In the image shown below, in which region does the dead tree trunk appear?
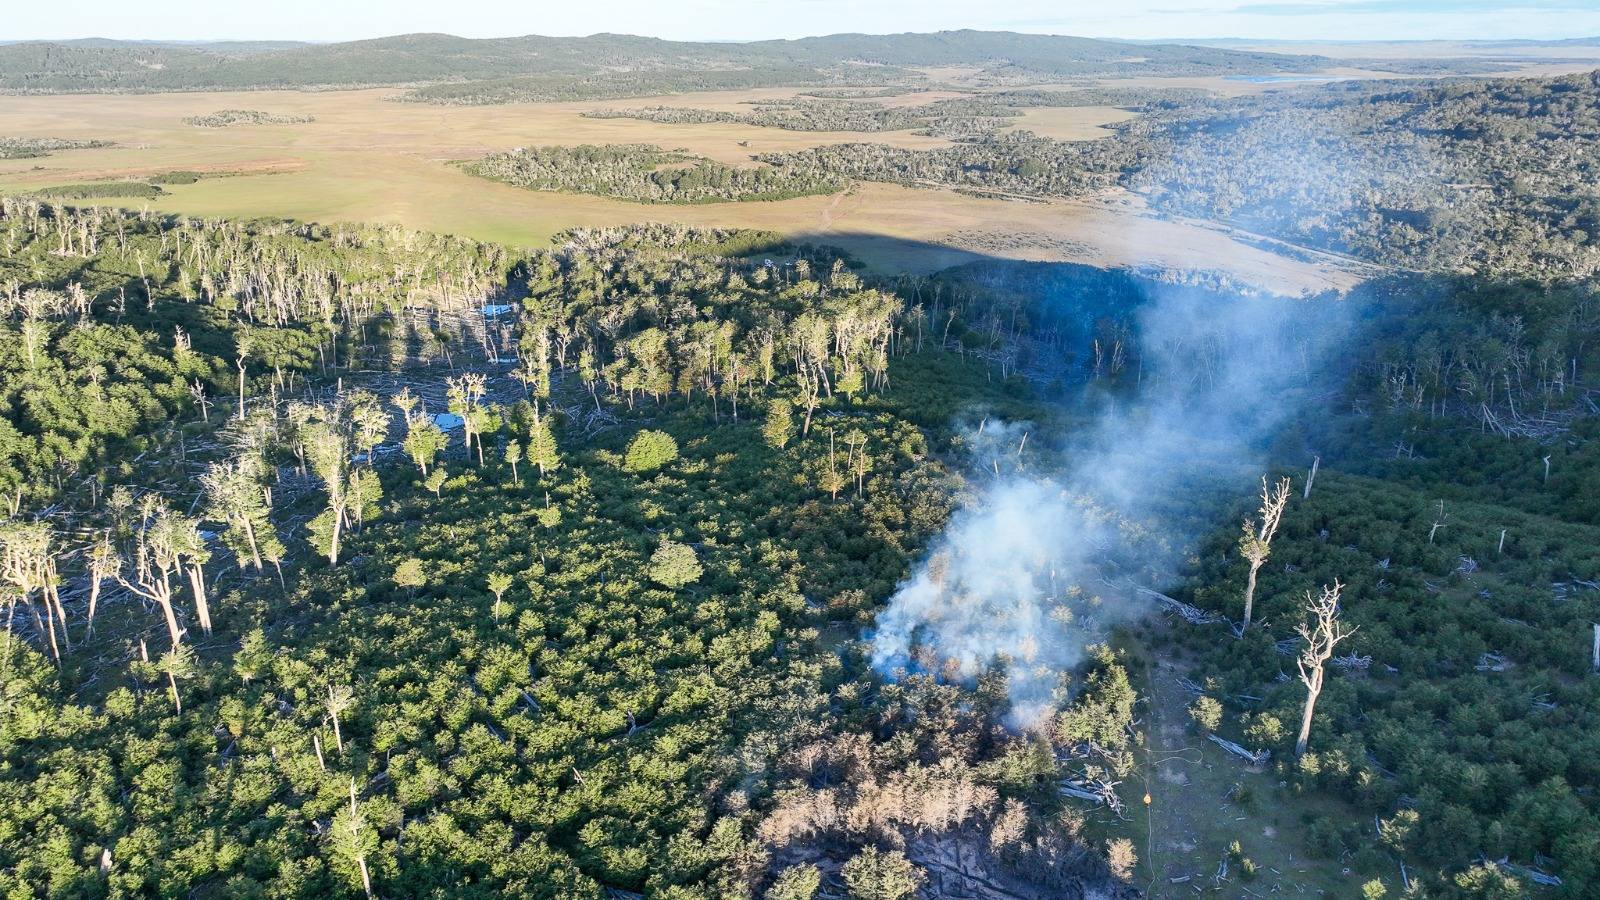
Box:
[187,564,211,636]
[1296,581,1356,757]
[1240,475,1292,633]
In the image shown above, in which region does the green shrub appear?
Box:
[623,429,679,473]
[394,558,426,591]
[1188,695,1223,732]
[648,541,702,589]
[766,864,821,900]
[1243,712,1286,748]
[841,847,922,900]
[150,171,202,185]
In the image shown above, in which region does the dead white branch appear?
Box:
[1207,733,1270,767]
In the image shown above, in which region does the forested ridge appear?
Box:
[0,31,1320,96]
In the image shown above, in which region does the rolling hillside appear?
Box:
[0,30,1325,95]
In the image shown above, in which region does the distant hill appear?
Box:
[28,38,313,54]
[0,29,1325,96]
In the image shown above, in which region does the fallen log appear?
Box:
[1475,652,1511,672]
[1207,733,1270,767]
[1494,857,1562,887]
[1134,586,1223,625]
[1059,778,1125,814]
[1059,783,1104,804]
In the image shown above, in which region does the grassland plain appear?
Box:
[0,86,1357,291]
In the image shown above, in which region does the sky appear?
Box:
[4,0,1598,43]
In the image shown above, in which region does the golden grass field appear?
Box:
[0,84,1366,293]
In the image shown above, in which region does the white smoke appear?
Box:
[870,280,1350,728]
[869,472,1126,727]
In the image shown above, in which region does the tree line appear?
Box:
[466,144,846,204]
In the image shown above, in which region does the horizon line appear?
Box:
[2,28,1597,47]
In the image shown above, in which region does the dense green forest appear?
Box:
[0,201,1159,898]
[3,151,1600,898]
[899,261,1600,896]
[1,23,1598,900]
[403,68,909,107]
[30,182,166,200]
[582,100,951,136]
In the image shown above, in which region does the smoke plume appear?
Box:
[870,279,1351,727]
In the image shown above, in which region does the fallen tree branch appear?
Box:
[1493,857,1562,887]
[1207,733,1270,767]
[1133,585,1223,625]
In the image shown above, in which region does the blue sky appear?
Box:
[5,0,1598,43]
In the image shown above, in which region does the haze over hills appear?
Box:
[1183,35,1600,62]
[0,38,312,53]
[0,30,1333,93]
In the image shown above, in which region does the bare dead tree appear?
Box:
[118,503,207,648]
[1428,500,1450,544]
[327,683,354,754]
[84,534,120,639]
[0,521,67,662]
[1239,475,1292,632]
[340,777,375,899]
[1295,580,1356,757]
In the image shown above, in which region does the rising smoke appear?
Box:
[869,280,1353,728]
